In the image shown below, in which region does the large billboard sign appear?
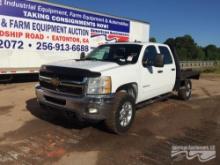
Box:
[0,0,130,56]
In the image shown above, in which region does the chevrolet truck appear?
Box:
[35,42,200,134]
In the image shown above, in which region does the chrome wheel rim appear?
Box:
[119,102,133,127]
[186,83,191,97]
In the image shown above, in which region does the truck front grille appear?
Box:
[40,80,56,90]
[44,95,66,105]
[39,75,86,96]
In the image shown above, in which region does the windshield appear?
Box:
[85,44,142,64]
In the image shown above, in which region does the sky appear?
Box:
[48,0,220,47]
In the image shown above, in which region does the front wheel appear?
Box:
[104,92,135,134]
[178,79,192,100]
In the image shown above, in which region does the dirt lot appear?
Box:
[0,74,220,165]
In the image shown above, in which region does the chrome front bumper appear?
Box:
[35,84,114,120]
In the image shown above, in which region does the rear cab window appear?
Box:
[158,46,173,65]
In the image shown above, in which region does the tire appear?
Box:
[104,92,135,134]
[178,79,192,100]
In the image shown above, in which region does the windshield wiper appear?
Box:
[81,58,98,61]
[79,58,124,64]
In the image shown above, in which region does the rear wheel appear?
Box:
[104,92,135,134]
[178,79,192,100]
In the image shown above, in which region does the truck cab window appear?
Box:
[159,46,173,64]
[86,44,142,64]
[87,46,110,60]
[142,46,157,66]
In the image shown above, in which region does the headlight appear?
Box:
[87,76,111,95]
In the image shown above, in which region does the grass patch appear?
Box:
[202,66,220,74]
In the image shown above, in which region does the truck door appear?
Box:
[158,46,176,93]
[140,45,165,101]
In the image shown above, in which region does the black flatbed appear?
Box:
[180,69,200,80]
[169,45,200,90]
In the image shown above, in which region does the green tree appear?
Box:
[204,45,220,60]
[196,47,206,60]
[164,38,175,48]
[150,37,157,42]
[164,35,207,61]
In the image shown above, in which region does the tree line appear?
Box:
[150,35,220,61]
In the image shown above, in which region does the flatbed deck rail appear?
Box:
[180,61,220,69]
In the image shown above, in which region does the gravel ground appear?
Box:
[0,74,220,165]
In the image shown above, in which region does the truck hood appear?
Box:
[48,60,120,72]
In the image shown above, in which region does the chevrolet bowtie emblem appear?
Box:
[51,78,60,87]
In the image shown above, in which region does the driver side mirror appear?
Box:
[80,52,86,59]
[154,54,164,67]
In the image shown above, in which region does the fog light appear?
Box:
[88,108,98,114]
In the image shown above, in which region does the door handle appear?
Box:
[171,68,175,71]
[158,70,163,73]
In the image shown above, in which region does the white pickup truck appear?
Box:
[35,42,200,134]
